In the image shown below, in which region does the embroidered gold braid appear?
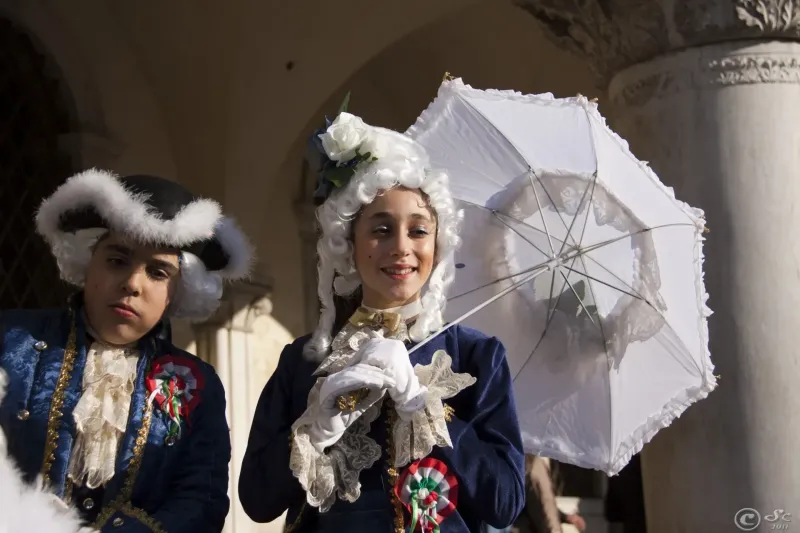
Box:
[283,502,307,533]
[92,403,164,532]
[120,502,166,533]
[40,315,78,486]
[385,400,405,533]
[123,403,152,495]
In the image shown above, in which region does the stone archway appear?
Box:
[0,17,75,309]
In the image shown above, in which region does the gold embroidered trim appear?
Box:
[120,502,166,533]
[385,400,404,533]
[123,404,152,496]
[91,496,121,528]
[284,502,307,533]
[91,403,154,530]
[40,315,78,486]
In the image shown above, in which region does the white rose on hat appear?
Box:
[318,112,369,163]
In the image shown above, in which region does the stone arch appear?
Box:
[0,2,105,138]
[0,1,176,176]
[224,0,597,336]
[271,0,597,331]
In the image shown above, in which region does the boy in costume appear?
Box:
[0,170,253,532]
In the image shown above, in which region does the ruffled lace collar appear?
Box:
[68,316,140,489]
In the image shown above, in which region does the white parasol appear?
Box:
[406,78,716,475]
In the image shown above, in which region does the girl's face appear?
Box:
[352,187,437,309]
[84,232,180,345]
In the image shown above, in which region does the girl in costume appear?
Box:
[0,171,253,532]
[239,111,525,532]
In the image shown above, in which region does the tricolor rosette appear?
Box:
[394,457,459,533]
[146,355,205,438]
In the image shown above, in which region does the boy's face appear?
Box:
[83,232,180,345]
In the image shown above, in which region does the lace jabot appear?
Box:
[290,301,476,512]
[68,324,140,489]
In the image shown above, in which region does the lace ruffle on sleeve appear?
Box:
[392,350,477,468]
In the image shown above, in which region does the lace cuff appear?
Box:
[289,380,384,512]
[392,351,477,468]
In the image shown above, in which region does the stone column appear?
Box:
[518,1,800,530]
[193,279,293,533]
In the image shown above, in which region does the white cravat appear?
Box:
[67,319,139,488]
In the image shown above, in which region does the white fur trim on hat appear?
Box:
[36,169,220,250]
[33,169,255,321]
[35,169,253,281]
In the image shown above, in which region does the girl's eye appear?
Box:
[411,227,430,236]
[372,225,390,235]
[107,257,126,266]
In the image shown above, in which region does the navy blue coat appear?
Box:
[0,304,231,532]
[239,325,526,532]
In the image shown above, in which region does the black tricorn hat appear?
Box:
[35,169,252,280]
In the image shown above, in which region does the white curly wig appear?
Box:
[35,170,254,321]
[304,116,462,361]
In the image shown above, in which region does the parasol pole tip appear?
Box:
[704,226,710,234]
[442,71,455,83]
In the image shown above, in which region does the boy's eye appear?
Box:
[148,268,169,280]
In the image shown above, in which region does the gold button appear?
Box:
[112,517,124,527]
[33,340,47,351]
[82,497,94,510]
[17,409,30,421]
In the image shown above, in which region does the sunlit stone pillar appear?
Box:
[519,0,800,529]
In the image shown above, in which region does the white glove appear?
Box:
[351,338,427,421]
[307,363,396,452]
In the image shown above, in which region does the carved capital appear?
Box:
[608,42,800,108]
[517,0,800,81]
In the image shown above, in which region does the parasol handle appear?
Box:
[409,265,550,354]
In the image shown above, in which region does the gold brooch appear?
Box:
[336,387,372,412]
[443,403,455,422]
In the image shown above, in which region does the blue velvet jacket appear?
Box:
[0,304,231,532]
[239,325,526,533]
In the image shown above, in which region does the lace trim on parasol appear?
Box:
[391,350,476,468]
